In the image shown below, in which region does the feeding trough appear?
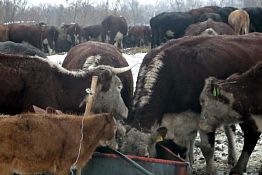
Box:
[81,144,190,175]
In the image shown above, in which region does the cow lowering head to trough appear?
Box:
[62,41,133,110]
[126,33,262,174]
[0,41,47,58]
[125,25,151,48]
[0,53,130,118]
[0,112,116,175]
[101,15,128,49]
[228,9,250,35]
[199,61,262,174]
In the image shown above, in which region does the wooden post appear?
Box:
[84,76,98,116]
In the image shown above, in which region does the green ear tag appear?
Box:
[212,87,217,97]
[216,88,220,96]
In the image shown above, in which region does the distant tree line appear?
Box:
[0,0,261,27]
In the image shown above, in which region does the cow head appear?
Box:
[81,65,132,119]
[42,26,59,54]
[199,77,240,132]
[62,23,82,46]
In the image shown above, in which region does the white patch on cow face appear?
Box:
[93,75,128,119]
[199,77,241,132]
[251,115,262,132]
[43,38,49,45]
[138,52,164,108]
[165,30,174,38]
[83,55,101,69]
[200,28,218,36]
[74,34,80,44]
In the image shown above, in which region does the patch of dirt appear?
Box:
[192,126,262,174]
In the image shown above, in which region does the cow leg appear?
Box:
[224,125,237,166]
[199,130,216,175]
[230,123,261,174]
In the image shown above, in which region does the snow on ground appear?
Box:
[48,52,261,174]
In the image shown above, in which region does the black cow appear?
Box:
[200,61,262,174]
[127,33,262,174]
[101,15,128,49]
[0,53,130,118]
[243,7,262,32]
[82,24,102,42]
[150,6,221,48]
[62,41,133,110]
[0,41,47,58]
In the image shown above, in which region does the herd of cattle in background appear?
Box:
[0,4,262,175]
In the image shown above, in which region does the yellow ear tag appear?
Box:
[155,135,164,142]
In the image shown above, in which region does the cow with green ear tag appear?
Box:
[199,61,262,175]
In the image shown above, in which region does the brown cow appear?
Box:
[126,25,151,48]
[200,61,262,174]
[62,41,133,110]
[228,9,250,35]
[0,24,8,42]
[0,113,116,175]
[0,53,129,118]
[101,15,128,49]
[185,18,236,36]
[8,23,43,50]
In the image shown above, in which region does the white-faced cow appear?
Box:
[62,41,133,110]
[0,113,116,175]
[0,53,130,118]
[61,23,82,46]
[199,61,262,175]
[101,15,128,49]
[42,25,59,54]
[127,33,262,174]
[228,9,250,35]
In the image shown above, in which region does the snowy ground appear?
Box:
[47,51,261,174]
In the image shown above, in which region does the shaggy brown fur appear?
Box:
[0,113,116,175]
[228,9,250,35]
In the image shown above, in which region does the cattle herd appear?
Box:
[0,4,262,175]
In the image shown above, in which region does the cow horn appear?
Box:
[111,64,138,74]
